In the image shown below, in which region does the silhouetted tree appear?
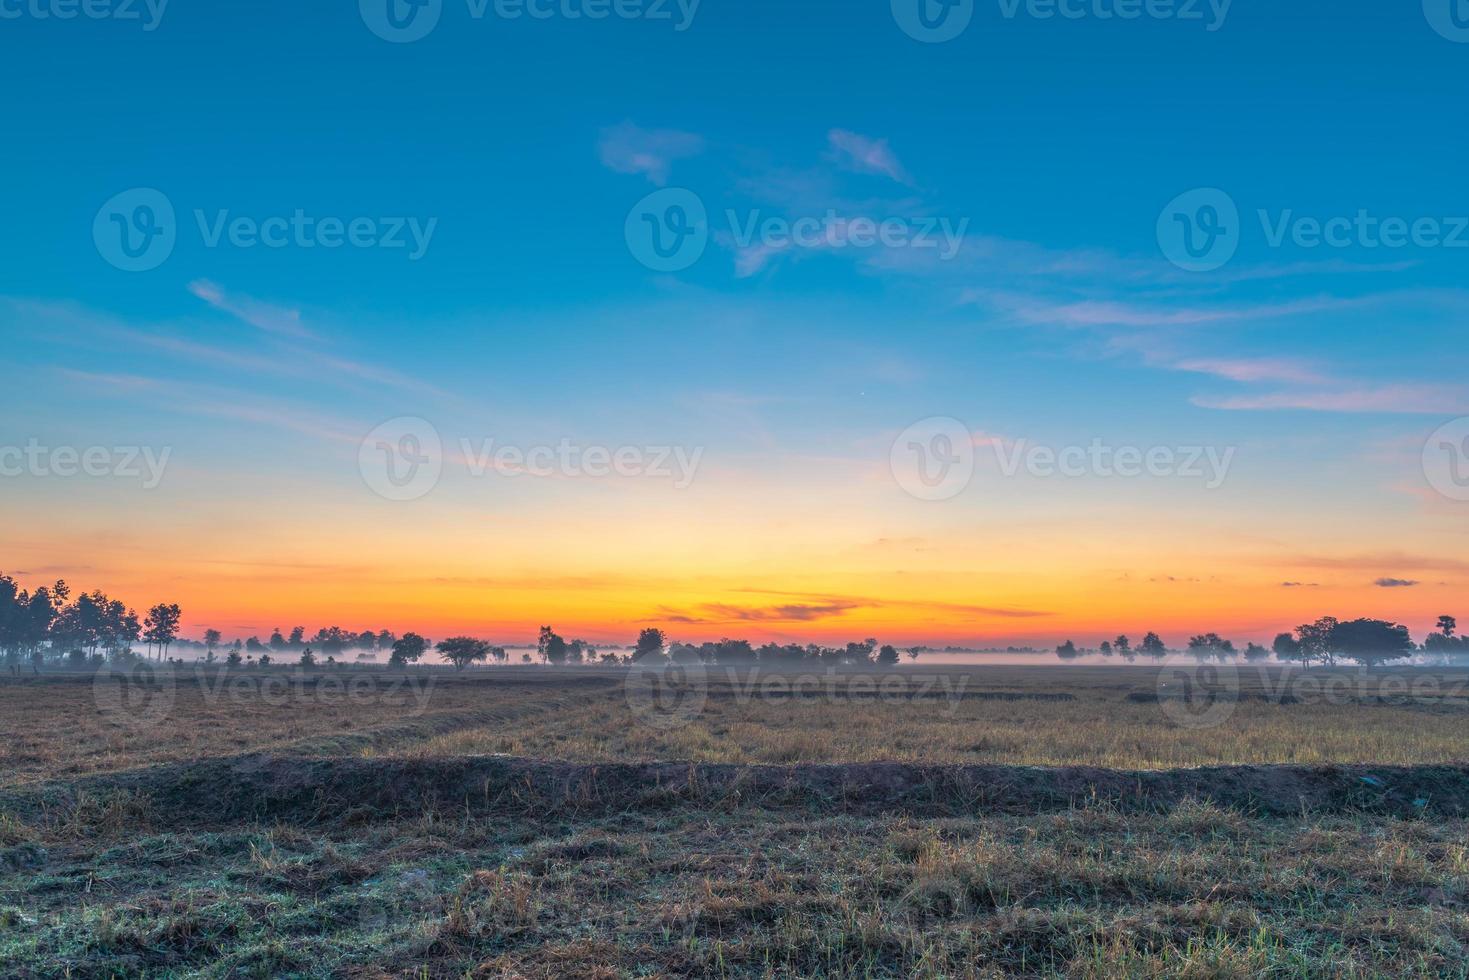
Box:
[1294,617,1339,667]
[1055,640,1079,659]
[878,644,899,666]
[1272,632,1301,662]
[1139,632,1167,657]
[539,626,569,664]
[1329,618,1414,666]
[389,633,429,667]
[1187,633,1235,661]
[143,603,182,661]
[632,628,666,663]
[438,636,491,670]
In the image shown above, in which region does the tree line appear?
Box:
[7,571,1463,674]
[1056,615,1454,667]
[0,573,184,673]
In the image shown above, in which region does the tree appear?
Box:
[269,629,286,651]
[1139,632,1166,657]
[1294,617,1339,667]
[389,633,429,667]
[1272,632,1301,662]
[845,638,877,664]
[1187,633,1235,661]
[203,629,221,656]
[1328,618,1414,667]
[438,636,491,670]
[143,603,182,660]
[311,626,353,655]
[1114,634,1131,655]
[246,636,265,653]
[1099,640,1113,656]
[632,628,666,663]
[878,644,899,666]
[299,647,316,668]
[539,626,568,665]
[225,648,243,667]
[906,646,922,662]
[1055,640,1079,659]
[1243,642,1270,661]
[288,626,305,649]
[1426,616,1465,654]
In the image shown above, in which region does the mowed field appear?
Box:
[2,664,1468,977]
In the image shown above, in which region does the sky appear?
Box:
[2,0,1468,649]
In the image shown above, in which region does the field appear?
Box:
[2,664,1468,977]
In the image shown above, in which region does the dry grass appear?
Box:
[0,669,604,788]
[5,804,1467,977]
[5,664,1469,976]
[396,666,1469,769]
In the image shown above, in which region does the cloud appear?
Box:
[1172,357,1327,385]
[59,369,362,446]
[598,121,704,186]
[188,280,313,340]
[969,293,1367,330]
[660,589,1049,626]
[1373,577,1420,588]
[827,129,910,184]
[672,601,866,623]
[1272,553,1469,574]
[1280,581,1320,588]
[1193,385,1469,415]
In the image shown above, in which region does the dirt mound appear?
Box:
[7,756,1467,827]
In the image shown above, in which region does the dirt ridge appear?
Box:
[6,755,1467,826]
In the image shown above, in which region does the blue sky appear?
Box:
[1,0,1468,643]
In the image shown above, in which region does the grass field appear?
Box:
[2,664,1468,977]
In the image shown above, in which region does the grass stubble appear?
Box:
[1,665,1467,977]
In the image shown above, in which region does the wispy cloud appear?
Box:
[598,121,704,186]
[1374,577,1420,588]
[1171,356,1328,385]
[1271,553,1469,575]
[827,129,909,184]
[1194,385,1469,415]
[59,368,362,445]
[967,292,1367,329]
[188,280,313,340]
